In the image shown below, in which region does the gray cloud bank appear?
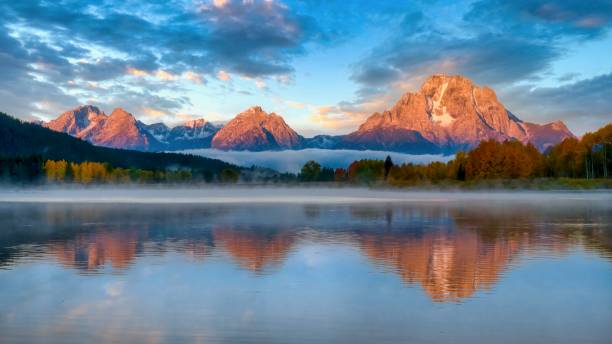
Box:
[0,0,326,119]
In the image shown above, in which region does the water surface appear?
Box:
[1,190,611,343]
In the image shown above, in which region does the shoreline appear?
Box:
[1,186,610,204]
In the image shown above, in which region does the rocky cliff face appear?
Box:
[520,120,574,151]
[45,106,158,150]
[88,108,157,150]
[141,122,170,143]
[349,74,571,151]
[45,105,107,140]
[164,118,219,150]
[169,119,217,141]
[211,106,302,151]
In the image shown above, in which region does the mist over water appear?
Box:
[0,189,611,343]
[1,187,610,204]
[182,148,453,172]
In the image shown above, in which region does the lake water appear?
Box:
[1,189,611,343]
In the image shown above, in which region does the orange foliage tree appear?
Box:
[465,140,545,179]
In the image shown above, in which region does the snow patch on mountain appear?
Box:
[429,80,455,126]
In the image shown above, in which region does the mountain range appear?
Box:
[0,111,236,174]
[45,106,219,151]
[42,75,575,153]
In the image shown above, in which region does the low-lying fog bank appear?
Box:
[182,148,453,172]
[0,187,610,204]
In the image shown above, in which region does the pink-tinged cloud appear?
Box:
[154,70,176,81]
[182,71,205,84]
[212,0,230,8]
[127,67,148,77]
[217,70,231,81]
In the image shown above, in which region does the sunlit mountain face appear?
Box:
[1,201,610,302]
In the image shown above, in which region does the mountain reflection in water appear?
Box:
[1,196,611,344]
[1,200,610,303]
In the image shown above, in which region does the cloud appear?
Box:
[0,0,326,120]
[467,0,612,37]
[128,68,204,84]
[79,84,191,123]
[185,148,453,173]
[127,67,149,77]
[154,70,176,81]
[0,28,80,119]
[1,0,609,133]
[557,72,581,82]
[143,108,166,118]
[310,105,368,132]
[213,0,230,8]
[217,70,232,81]
[501,73,612,135]
[284,100,306,109]
[309,91,402,133]
[196,0,326,77]
[182,71,205,84]
[255,78,267,89]
[351,10,562,92]
[174,113,201,123]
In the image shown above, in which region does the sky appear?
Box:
[0,0,611,136]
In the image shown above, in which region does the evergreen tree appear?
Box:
[384,156,394,180]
